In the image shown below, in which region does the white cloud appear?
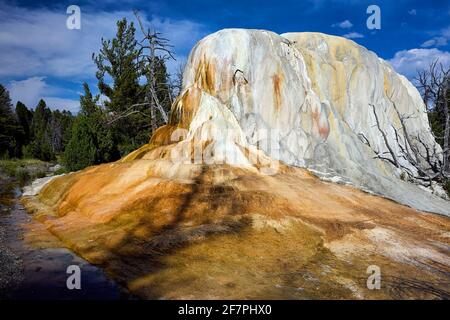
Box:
[8,77,79,112]
[443,26,450,38]
[408,9,417,16]
[388,48,450,79]
[0,4,207,79]
[8,77,47,107]
[332,20,353,29]
[44,97,80,114]
[420,26,450,48]
[343,32,364,39]
[421,37,448,48]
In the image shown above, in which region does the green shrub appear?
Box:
[54,167,68,175]
[63,117,97,171]
[14,167,29,185]
[0,161,14,176]
[22,144,34,159]
[443,180,450,198]
[31,170,47,179]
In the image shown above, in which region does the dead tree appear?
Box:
[133,9,174,133]
[369,103,400,168]
[108,11,174,133]
[415,60,450,173]
[367,98,449,187]
[171,60,186,99]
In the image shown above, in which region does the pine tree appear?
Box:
[64,83,119,171]
[29,99,55,161]
[48,110,74,153]
[93,18,144,155]
[0,84,23,158]
[15,101,33,146]
[59,110,75,149]
[152,57,172,126]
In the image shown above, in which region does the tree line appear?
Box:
[0,88,74,162]
[1,15,182,172]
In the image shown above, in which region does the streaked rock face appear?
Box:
[147,29,447,215]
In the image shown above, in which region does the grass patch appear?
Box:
[0,159,54,184]
[54,167,69,175]
[14,167,30,185]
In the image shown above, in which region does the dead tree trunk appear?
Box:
[370,103,400,168]
[134,10,173,131]
[443,78,450,173]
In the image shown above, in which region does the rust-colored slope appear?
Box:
[22,161,450,299]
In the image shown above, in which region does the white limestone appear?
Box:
[22,174,65,196]
[173,29,450,215]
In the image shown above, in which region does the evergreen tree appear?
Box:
[29,99,55,161]
[132,57,172,145]
[64,118,97,171]
[64,83,118,171]
[151,57,172,126]
[0,85,23,158]
[59,110,75,149]
[15,101,33,146]
[48,110,74,153]
[93,18,144,155]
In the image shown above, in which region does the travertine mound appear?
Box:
[22,29,450,299]
[125,29,449,214]
[175,29,448,214]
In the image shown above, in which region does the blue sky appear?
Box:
[1,0,450,113]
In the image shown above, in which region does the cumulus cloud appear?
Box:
[8,77,47,107]
[331,20,353,29]
[0,4,207,78]
[388,48,450,79]
[343,32,364,39]
[7,77,80,112]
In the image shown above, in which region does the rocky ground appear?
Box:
[0,225,23,298]
[0,174,24,298]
